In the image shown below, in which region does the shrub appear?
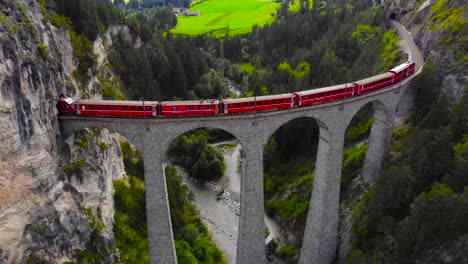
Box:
[37,44,49,59]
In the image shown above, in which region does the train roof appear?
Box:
[353,72,394,86]
[389,61,413,73]
[294,83,354,96]
[59,97,74,104]
[160,100,219,106]
[76,100,159,105]
[221,93,295,104]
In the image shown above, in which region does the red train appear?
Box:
[57,61,415,117]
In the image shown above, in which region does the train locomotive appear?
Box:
[57,61,415,117]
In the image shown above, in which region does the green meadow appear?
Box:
[170,0,281,37]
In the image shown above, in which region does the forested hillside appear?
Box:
[342,1,468,263]
[3,0,465,263]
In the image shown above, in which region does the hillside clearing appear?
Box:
[170,0,281,37]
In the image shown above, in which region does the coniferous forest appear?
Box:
[40,0,468,263]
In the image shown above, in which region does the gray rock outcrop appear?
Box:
[0,0,126,262]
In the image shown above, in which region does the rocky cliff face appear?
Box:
[0,0,126,262]
[388,0,468,102]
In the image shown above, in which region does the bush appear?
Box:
[119,140,144,180]
[277,244,297,263]
[168,130,225,182]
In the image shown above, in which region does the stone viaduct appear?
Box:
[59,21,423,264]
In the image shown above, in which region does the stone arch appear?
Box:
[262,115,328,261]
[344,99,389,131]
[162,125,245,264]
[161,123,245,155]
[343,99,394,184]
[261,114,330,149]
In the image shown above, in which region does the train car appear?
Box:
[221,94,295,114]
[57,97,76,114]
[293,83,356,107]
[75,100,158,117]
[353,72,395,95]
[160,100,219,117]
[389,61,416,82]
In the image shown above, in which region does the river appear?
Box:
[172,140,285,263]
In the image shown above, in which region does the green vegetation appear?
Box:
[277,244,297,263]
[345,118,372,144]
[70,30,98,83]
[216,143,236,149]
[170,0,281,37]
[97,76,125,100]
[347,63,468,262]
[239,63,256,75]
[49,14,72,29]
[114,176,149,263]
[37,44,49,60]
[76,133,89,149]
[166,166,226,264]
[71,208,112,263]
[168,130,225,182]
[380,30,402,68]
[120,140,144,180]
[38,0,49,15]
[426,0,468,63]
[0,15,18,33]
[341,145,367,193]
[64,158,86,175]
[289,0,301,13]
[278,61,311,79]
[352,24,381,45]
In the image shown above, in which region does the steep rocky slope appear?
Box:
[0,0,126,262]
[388,0,467,101]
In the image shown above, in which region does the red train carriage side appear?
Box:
[353,72,395,95]
[160,100,219,117]
[57,60,417,118]
[76,100,158,117]
[57,97,76,114]
[221,94,295,114]
[293,83,356,107]
[389,61,416,82]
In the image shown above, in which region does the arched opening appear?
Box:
[389,12,397,20]
[263,117,321,263]
[338,101,389,260]
[340,103,374,202]
[62,128,148,262]
[165,127,241,264]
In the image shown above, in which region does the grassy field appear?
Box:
[170,0,281,37]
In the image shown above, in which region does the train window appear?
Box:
[199,106,203,110]
[188,106,193,110]
[97,106,102,110]
[106,106,110,110]
[114,106,118,110]
[140,106,144,111]
[172,106,177,111]
[207,105,211,110]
